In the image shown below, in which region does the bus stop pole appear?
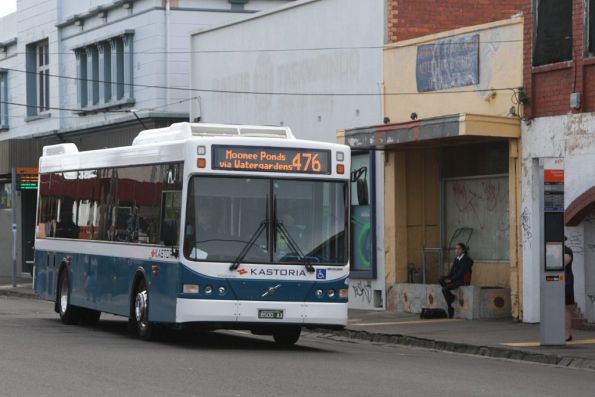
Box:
[11,167,17,287]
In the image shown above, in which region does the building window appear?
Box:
[350,152,376,279]
[533,0,572,66]
[25,39,50,117]
[442,142,509,262]
[588,0,595,57]
[37,41,50,112]
[0,70,7,129]
[74,31,134,111]
[0,182,11,209]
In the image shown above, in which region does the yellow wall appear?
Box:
[383,18,523,124]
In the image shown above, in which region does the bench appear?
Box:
[394,283,511,320]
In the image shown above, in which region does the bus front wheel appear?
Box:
[272,327,301,346]
[58,270,80,325]
[130,278,160,341]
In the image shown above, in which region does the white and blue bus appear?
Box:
[34,123,350,344]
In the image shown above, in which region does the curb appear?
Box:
[311,328,595,371]
[0,288,39,300]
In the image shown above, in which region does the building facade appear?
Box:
[343,17,524,317]
[0,0,294,277]
[521,0,595,323]
[189,0,387,309]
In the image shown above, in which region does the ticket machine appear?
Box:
[539,158,565,345]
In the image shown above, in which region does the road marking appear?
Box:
[502,338,595,347]
[350,319,463,326]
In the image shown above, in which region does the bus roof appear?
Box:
[132,122,295,146]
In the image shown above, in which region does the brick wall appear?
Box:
[524,0,595,118]
[387,0,524,43]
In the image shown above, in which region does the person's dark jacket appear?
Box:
[447,255,474,284]
[564,245,575,305]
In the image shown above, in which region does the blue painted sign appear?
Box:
[315,269,326,280]
[416,34,480,92]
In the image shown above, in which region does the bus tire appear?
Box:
[131,278,160,341]
[272,327,301,346]
[57,270,80,325]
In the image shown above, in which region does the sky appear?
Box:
[0,1,17,18]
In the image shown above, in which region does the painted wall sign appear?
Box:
[212,145,331,174]
[416,34,480,92]
[543,158,564,212]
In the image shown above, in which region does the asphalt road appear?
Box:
[1,296,594,397]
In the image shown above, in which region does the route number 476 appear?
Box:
[292,153,321,172]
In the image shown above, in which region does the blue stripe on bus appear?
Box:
[180,266,348,303]
[35,250,347,323]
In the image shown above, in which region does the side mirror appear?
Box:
[357,179,369,206]
[351,166,369,206]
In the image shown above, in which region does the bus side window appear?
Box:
[161,190,181,246]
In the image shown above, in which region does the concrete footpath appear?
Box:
[1,278,594,370]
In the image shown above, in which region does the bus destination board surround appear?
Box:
[212,145,331,174]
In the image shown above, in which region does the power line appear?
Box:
[1,39,524,56]
[0,94,199,116]
[1,66,518,97]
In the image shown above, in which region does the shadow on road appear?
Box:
[38,317,331,353]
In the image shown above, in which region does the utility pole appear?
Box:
[11,167,17,287]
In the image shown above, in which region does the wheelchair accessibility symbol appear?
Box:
[315,269,326,280]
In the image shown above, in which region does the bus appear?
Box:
[34,122,350,345]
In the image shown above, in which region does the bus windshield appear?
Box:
[183,176,347,265]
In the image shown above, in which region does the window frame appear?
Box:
[533,0,573,67]
[36,41,50,113]
[73,31,134,112]
[587,0,595,57]
[0,70,7,129]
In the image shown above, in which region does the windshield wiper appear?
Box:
[276,221,315,273]
[229,220,267,271]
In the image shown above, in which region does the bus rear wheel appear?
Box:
[58,270,80,325]
[272,327,301,346]
[131,278,160,341]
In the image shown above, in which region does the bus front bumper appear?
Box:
[175,298,348,327]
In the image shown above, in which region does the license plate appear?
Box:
[258,309,284,320]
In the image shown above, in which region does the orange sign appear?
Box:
[16,167,39,175]
[544,169,564,183]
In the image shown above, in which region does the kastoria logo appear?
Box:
[237,268,308,277]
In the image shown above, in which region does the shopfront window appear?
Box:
[350,152,376,277]
[0,182,11,209]
[442,143,509,262]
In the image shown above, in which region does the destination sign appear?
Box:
[212,146,331,174]
[15,167,39,190]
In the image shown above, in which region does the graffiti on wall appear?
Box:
[446,176,509,261]
[351,281,372,304]
[521,206,532,245]
[566,231,584,256]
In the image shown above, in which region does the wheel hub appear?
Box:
[134,290,148,327]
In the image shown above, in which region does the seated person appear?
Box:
[439,242,473,318]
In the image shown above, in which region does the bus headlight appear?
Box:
[204,285,213,294]
[315,289,323,298]
[218,286,226,295]
[327,289,336,298]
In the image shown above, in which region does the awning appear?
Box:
[565,186,595,226]
[343,113,520,150]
